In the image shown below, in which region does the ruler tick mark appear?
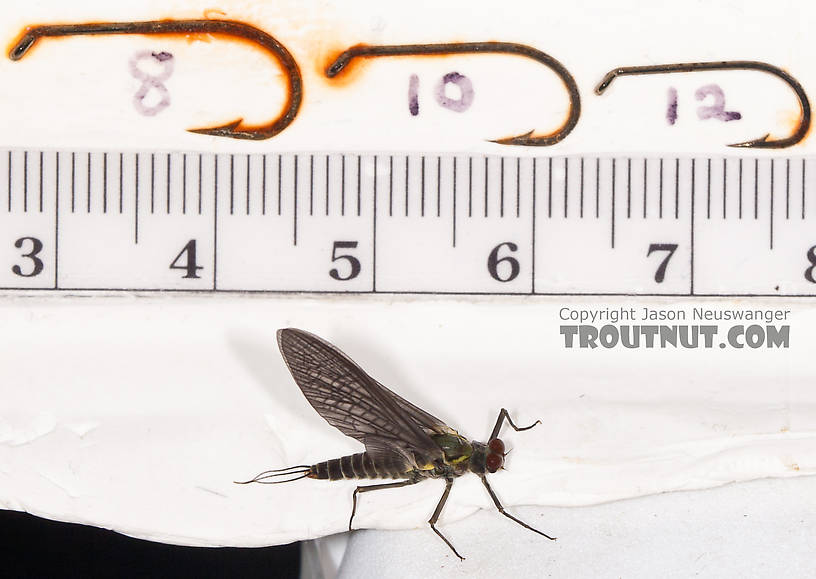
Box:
[388,155,393,218]
[642,158,647,219]
[706,158,711,220]
[198,154,203,216]
[803,158,807,220]
[262,154,267,216]
[500,157,505,218]
[421,156,426,218]
[754,158,759,220]
[626,157,631,219]
[738,158,743,219]
[547,157,553,218]
[405,155,411,217]
[611,158,616,248]
[103,152,108,214]
[341,155,346,217]
[23,151,28,213]
[246,155,251,216]
[309,155,314,217]
[86,152,91,214]
[373,155,378,291]
[468,157,473,218]
[293,156,299,246]
[691,159,696,295]
[357,155,362,217]
[674,158,679,220]
[658,158,663,219]
[182,154,188,215]
[278,155,283,216]
[39,151,44,213]
[213,155,218,289]
[405,156,409,218]
[452,157,458,247]
[595,157,600,219]
[484,157,488,219]
[785,158,790,220]
[229,155,235,216]
[118,153,124,214]
[134,154,140,244]
[722,158,727,220]
[580,157,585,218]
[7,151,11,212]
[564,157,569,219]
[54,152,59,287]
[517,157,521,219]
[437,156,441,218]
[532,157,537,293]
[150,153,155,214]
[770,159,775,250]
[166,153,171,215]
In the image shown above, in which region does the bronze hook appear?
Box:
[595,61,811,149]
[9,19,303,141]
[326,42,580,147]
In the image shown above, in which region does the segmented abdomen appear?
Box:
[308,452,408,480]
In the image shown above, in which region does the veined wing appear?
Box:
[276,328,448,467]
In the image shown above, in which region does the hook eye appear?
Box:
[595,61,811,149]
[9,19,303,141]
[326,41,581,147]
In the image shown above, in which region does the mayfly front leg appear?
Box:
[489,408,541,441]
[481,476,556,541]
[349,479,419,531]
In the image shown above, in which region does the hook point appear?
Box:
[728,133,772,148]
[489,129,538,146]
[188,119,266,141]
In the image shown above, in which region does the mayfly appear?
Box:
[238,328,555,559]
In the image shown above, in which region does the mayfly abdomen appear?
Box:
[309,452,407,480]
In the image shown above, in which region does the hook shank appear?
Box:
[9,19,303,141]
[595,61,810,149]
[327,42,580,147]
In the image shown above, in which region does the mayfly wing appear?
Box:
[276,328,446,467]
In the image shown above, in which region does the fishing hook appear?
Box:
[9,19,303,141]
[326,42,581,147]
[595,61,811,149]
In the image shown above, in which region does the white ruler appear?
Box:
[1,150,814,296]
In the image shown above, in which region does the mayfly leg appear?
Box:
[489,408,541,441]
[349,479,418,531]
[428,478,464,560]
[480,476,556,541]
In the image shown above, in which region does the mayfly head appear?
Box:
[485,438,506,473]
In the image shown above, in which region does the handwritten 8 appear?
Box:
[8,18,810,149]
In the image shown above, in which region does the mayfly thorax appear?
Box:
[237,328,555,560]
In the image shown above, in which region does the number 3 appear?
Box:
[13,236,44,277]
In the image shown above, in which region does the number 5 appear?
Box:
[329,241,361,281]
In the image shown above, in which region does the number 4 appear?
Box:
[170,240,203,279]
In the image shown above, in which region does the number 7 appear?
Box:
[647,243,678,283]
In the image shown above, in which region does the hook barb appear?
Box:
[595,61,810,149]
[326,42,580,147]
[9,19,303,141]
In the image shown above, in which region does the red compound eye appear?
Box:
[488,438,505,454]
[485,452,503,473]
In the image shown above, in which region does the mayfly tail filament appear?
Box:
[234,465,310,485]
